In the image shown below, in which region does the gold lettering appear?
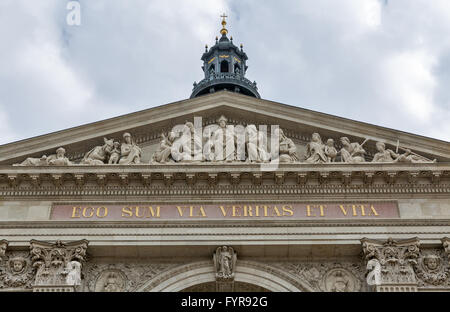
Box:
[122,206,133,217]
[255,205,260,217]
[176,206,186,217]
[282,205,294,216]
[352,205,358,216]
[272,206,281,217]
[262,205,268,217]
[96,206,108,218]
[189,206,194,217]
[82,206,94,218]
[136,206,145,218]
[219,206,228,217]
[147,206,160,218]
[369,205,379,216]
[319,205,326,217]
[306,205,315,217]
[71,206,82,218]
[360,205,366,216]
[244,205,253,217]
[198,206,206,217]
[232,205,241,217]
[339,205,348,216]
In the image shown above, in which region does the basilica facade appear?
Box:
[0,18,449,292]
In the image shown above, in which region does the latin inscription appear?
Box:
[51,202,398,220]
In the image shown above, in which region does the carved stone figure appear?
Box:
[273,128,299,162]
[245,124,269,162]
[92,269,127,292]
[104,273,123,292]
[340,137,366,163]
[372,142,399,163]
[118,133,142,165]
[14,147,71,166]
[211,116,236,162]
[30,239,88,287]
[65,261,82,286]
[305,133,327,164]
[81,138,114,165]
[361,237,420,289]
[172,122,203,162]
[213,246,237,281]
[0,240,6,261]
[108,142,121,164]
[151,131,177,163]
[0,244,35,290]
[395,148,437,163]
[324,139,337,162]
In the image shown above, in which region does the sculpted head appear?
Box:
[56,147,66,157]
[217,115,228,128]
[326,138,334,147]
[123,133,132,144]
[168,131,176,141]
[340,137,350,146]
[311,133,321,143]
[424,255,440,271]
[376,142,385,152]
[10,257,26,273]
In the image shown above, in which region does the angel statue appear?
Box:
[65,260,82,286]
[213,246,237,281]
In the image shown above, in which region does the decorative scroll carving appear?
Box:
[213,246,237,281]
[0,241,35,290]
[14,147,71,166]
[30,239,88,288]
[361,237,420,291]
[320,268,359,292]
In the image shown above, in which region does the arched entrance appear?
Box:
[137,261,313,292]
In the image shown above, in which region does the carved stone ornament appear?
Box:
[0,253,35,289]
[361,237,420,288]
[13,147,72,166]
[30,239,88,287]
[213,246,237,281]
[319,268,359,292]
[443,237,450,260]
[372,141,436,164]
[413,250,449,287]
[0,240,6,261]
[94,269,127,292]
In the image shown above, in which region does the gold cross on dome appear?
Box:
[220,13,228,21]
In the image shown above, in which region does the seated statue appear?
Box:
[340,137,366,163]
[305,133,327,163]
[14,147,71,166]
[151,131,176,163]
[108,142,121,164]
[274,128,299,162]
[324,138,337,162]
[372,142,399,163]
[81,138,114,165]
[118,133,142,165]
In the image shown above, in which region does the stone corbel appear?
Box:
[274,172,285,185]
[252,173,262,185]
[341,172,352,186]
[364,172,374,185]
[319,172,329,185]
[96,174,107,186]
[230,173,240,185]
[29,174,41,187]
[208,173,218,186]
[51,174,63,187]
[407,171,420,184]
[432,171,442,184]
[186,173,196,186]
[118,174,129,186]
[386,171,397,185]
[7,174,18,188]
[297,172,308,185]
[74,174,85,187]
[141,173,151,186]
[163,173,174,186]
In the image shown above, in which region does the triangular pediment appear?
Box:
[0,91,449,165]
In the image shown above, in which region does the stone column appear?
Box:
[361,237,420,292]
[30,239,88,292]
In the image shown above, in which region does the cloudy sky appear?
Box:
[0,0,449,145]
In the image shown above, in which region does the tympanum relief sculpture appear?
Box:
[12,116,441,166]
